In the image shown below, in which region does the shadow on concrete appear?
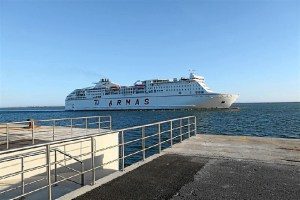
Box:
[75,154,300,200]
[0,154,117,200]
[75,154,209,200]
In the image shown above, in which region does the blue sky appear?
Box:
[0,0,299,107]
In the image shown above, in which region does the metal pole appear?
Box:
[158,123,161,153]
[6,124,9,149]
[170,121,173,146]
[85,118,88,135]
[98,117,101,132]
[70,119,73,137]
[142,127,145,160]
[81,163,84,186]
[21,157,25,195]
[180,119,183,142]
[194,116,197,136]
[31,120,35,145]
[91,137,95,185]
[188,118,191,138]
[109,116,112,130]
[46,145,52,200]
[121,131,125,171]
[54,150,57,183]
[52,120,55,141]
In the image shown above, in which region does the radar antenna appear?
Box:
[189,69,196,74]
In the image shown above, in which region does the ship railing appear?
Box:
[0,116,197,200]
[0,116,112,150]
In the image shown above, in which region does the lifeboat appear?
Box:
[134,81,145,89]
[110,85,120,90]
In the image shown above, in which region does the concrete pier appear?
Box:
[63,134,300,200]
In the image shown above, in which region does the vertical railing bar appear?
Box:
[6,123,9,149]
[81,162,84,186]
[85,118,88,135]
[70,118,73,137]
[54,150,57,183]
[46,145,52,200]
[142,127,145,160]
[194,116,197,136]
[180,119,183,142]
[109,116,112,130]
[91,137,95,185]
[188,117,191,138]
[170,121,173,146]
[21,157,25,195]
[158,123,161,153]
[52,120,55,141]
[98,117,101,132]
[121,131,125,171]
[31,120,35,145]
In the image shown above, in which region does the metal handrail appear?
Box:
[53,148,84,187]
[118,116,193,131]
[0,115,193,155]
[0,116,110,125]
[0,115,112,151]
[54,148,83,164]
[0,116,197,200]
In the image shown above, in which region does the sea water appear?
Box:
[1,102,299,139]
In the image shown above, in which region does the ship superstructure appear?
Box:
[65,73,238,110]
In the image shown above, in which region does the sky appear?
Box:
[0,0,299,107]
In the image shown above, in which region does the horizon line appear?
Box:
[1,101,299,109]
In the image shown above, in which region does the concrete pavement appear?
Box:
[65,134,300,200]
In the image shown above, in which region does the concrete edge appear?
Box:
[166,151,300,167]
[57,152,166,200]
[197,133,300,142]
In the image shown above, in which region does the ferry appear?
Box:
[65,73,238,110]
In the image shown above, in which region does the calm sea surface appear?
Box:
[0,102,299,139]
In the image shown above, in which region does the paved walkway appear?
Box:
[165,134,300,166]
[71,134,300,200]
[75,154,299,200]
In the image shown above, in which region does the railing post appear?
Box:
[31,120,35,145]
[142,127,145,160]
[85,118,88,135]
[81,163,85,186]
[158,123,161,153]
[54,150,57,183]
[46,145,52,200]
[6,123,9,149]
[91,137,95,185]
[194,116,197,136]
[98,117,101,132]
[52,120,55,141]
[180,119,183,142]
[109,116,112,130]
[70,118,73,137]
[21,157,25,195]
[121,131,125,171]
[170,121,173,146]
[188,117,191,138]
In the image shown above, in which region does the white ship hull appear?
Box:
[65,93,238,111]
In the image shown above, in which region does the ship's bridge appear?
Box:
[189,73,204,81]
[189,73,213,93]
[94,78,119,89]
